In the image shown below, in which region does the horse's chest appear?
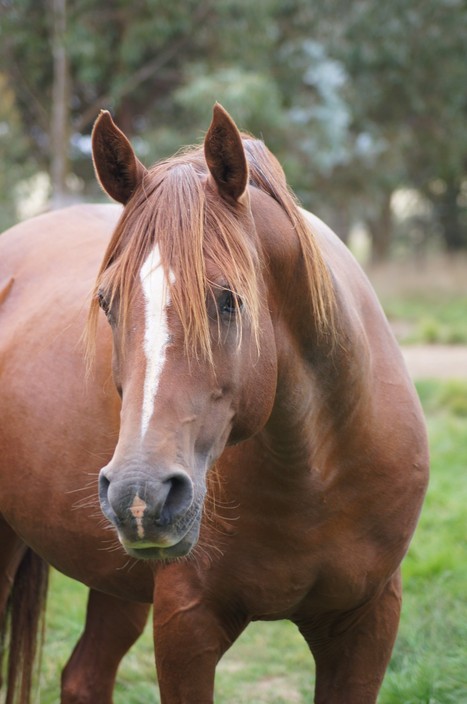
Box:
[204,515,320,618]
[205,500,383,620]
[242,556,320,620]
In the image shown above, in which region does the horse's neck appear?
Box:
[253,203,394,479]
[261,281,372,477]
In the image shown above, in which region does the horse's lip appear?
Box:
[110,495,204,560]
[124,542,192,561]
[122,531,197,561]
[119,510,202,561]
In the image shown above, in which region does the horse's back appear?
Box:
[0,204,121,300]
[0,204,120,381]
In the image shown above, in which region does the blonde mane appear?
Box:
[87,136,335,361]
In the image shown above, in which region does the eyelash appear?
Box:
[97,291,112,319]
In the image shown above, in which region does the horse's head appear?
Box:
[90,105,281,560]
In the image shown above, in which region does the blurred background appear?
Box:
[1,2,466,702]
[1,0,467,267]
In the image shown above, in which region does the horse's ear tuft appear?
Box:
[204,103,248,203]
[92,110,147,205]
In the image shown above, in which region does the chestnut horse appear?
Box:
[0,105,428,703]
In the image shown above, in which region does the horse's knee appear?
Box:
[61,661,112,704]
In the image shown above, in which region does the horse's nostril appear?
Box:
[158,472,194,525]
[98,470,110,505]
[98,465,194,530]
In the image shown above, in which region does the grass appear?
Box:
[380,295,467,345]
[379,381,467,704]
[3,381,467,703]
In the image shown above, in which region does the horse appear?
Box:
[0,104,429,703]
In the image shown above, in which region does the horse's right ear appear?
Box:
[92,110,147,205]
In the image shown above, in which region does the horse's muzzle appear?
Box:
[98,464,199,559]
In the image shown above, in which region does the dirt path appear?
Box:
[401,345,467,380]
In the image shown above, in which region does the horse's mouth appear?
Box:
[118,506,202,561]
[122,533,197,561]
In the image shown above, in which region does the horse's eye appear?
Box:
[97,290,111,317]
[219,290,242,316]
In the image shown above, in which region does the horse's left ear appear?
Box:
[92,110,147,205]
[204,103,249,203]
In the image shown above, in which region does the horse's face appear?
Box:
[91,106,277,560]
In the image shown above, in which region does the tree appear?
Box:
[50,0,70,208]
[1,0,467,259]
[329,0,467,255]
[1,1,282,211]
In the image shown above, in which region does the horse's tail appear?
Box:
[0,549,49,704]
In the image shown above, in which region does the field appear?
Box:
[367,255,467,346]
[27,378,466,704]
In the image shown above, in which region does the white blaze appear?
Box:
[140,246,172,438]
[130,493,147,538]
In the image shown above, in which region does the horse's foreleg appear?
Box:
[153,569,248,704]
[298,570,402,704]
[61,589,150,704]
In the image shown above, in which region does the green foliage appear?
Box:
[175,67,284,136]
[0,74,37,230]
[29,381,467,703]
[1,0,467,255]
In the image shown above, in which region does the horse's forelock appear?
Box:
[86,136,336,366]
[87,151,260,363]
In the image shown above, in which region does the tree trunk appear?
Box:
[436,181,467,252]
[50,0,70,209]
[368,193,393,264]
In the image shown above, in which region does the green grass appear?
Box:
[4,381,467,703]
[382,295,467,345]
[364,256,467,345]
[379,380,467,704]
